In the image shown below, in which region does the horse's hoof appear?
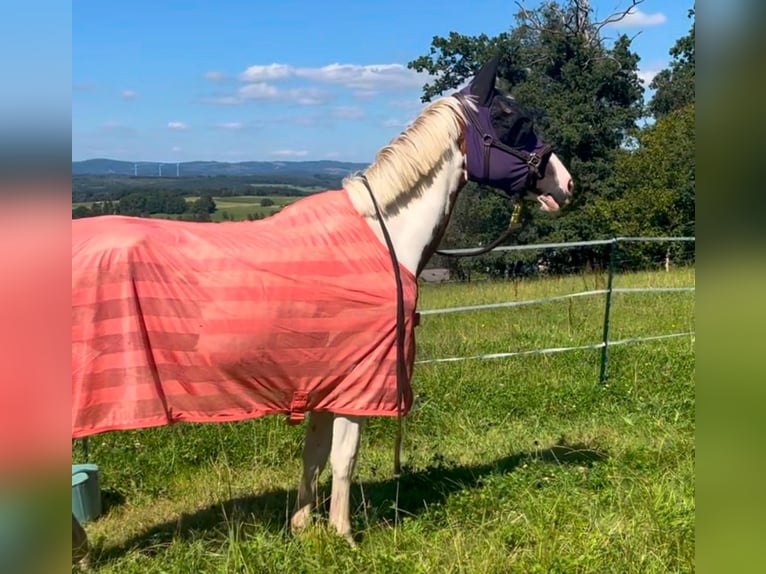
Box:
[289,510,311,535]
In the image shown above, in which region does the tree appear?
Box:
[118,192,149,216]
[72,205,91,219]
[187,194,217,215]
[163,193,188,214]
[260,197,275,207]
[647,9,695,119]
[585,102,695,268]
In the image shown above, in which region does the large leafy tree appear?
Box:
[409,0,645,274]
[581,101,695,269]
[647,9,695,119]
[587,103,694,235]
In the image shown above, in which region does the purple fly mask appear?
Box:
[455,58,564,204]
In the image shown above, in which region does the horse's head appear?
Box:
[456,58,573,212]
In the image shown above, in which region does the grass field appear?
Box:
[73,267,695,573]
[193,195,301,222]
[72,195,304,222]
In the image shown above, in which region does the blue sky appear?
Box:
[73,0,694,163]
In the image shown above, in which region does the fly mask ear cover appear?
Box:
[456,58,553,197]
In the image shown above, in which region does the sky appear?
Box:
[72,0,695,164]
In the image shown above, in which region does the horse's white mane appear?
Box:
[344,95,473,216]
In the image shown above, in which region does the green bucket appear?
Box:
[72,463,102,523]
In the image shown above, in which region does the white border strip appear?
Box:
[415,332,695,365]
[419,287,695,316]
[436,236,695,255]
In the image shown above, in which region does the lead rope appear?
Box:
[434,202,524,258]
[358,174,406,479]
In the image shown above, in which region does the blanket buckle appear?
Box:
[287,391,310,425]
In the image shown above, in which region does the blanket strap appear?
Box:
[359,174,406,478]
[287,391,310,425]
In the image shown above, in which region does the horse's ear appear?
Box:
[470,57,499,106]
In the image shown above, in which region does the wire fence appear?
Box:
[417,236,696,383]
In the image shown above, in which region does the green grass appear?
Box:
[74,268,695,573]
[188,195,302,221]
[72,195,304,222]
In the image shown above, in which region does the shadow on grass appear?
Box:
[89,438,607,566]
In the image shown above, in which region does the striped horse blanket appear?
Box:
[72,190,417,438]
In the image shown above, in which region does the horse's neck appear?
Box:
[351,143,466,277]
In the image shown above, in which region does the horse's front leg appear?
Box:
[291,410,333,534]
[329,414,364,543]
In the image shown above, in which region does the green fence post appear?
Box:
[599,238,617,385]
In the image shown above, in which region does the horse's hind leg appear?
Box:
[291,411,333,534]
[329,414,364,543]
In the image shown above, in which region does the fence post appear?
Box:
[599,238,618,384]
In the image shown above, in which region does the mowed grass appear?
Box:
[74,267,695,573]
[72,195,304,222]
[194,195,302,222]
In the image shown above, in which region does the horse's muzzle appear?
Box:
[547,186,571,208]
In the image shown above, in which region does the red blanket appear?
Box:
[72,190,417,438]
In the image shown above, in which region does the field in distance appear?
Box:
[72,195,303,222]
[190,195,301,221]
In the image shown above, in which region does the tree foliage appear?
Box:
[648,9,695,119]
[118,190,188,217]
[583,102,695,268]
[72,190,217,221]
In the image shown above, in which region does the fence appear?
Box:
[417,236,695,384]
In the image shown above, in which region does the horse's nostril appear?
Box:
[567,179,574,193]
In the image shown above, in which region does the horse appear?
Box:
[71,58,574,549]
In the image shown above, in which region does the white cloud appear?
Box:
[168,121,189,130]
[289,87,328,105]
[122,89,137,100]
[353,90,378,99]
[607,8,666,28]
[388,98,425,110]
[238,62,432,93]
[301,63,430,92]
[637,68,661,85]
[203,96,243,106]
[238,82,280,100]
[331,106,365,120]
[171,146,182,152]
[215,121,245,130]
[206,61,432,107]
[240,63,292,81]
[205,83,330,106]
[382,118,411,128]
[271,149,308,158]
[204,70,227,82]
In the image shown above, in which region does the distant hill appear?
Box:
[72,158,369,177]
